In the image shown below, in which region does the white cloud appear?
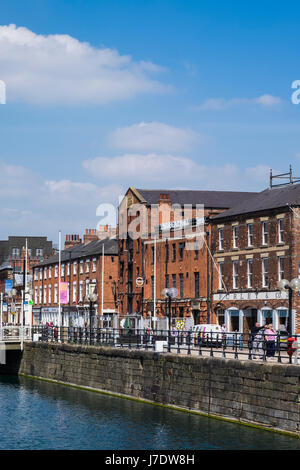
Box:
[195,94,283,111]
[0,161,37,198]
[108,122,200,153]
[0,24,172,105]
[253,94,282,107]
[45,180,98,196]
[0,159,123,240]
[0,155,272,241]
[83,153,199,185]
[83,153,271,191]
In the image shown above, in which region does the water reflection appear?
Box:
[0,375,298,450]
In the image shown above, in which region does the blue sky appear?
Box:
[0,0,300,242]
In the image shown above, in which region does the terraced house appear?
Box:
[32,234,118,327]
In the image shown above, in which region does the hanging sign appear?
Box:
[5,280,13,293]
[136,277,144,287]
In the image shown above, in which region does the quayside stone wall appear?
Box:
[19,342,300,436]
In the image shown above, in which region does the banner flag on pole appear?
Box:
[60,282,69,304]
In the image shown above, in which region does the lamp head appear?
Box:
[168,287,178,299]
[89,293,98,303]
[277,279,289,291]
[161,288,169,298]
[290,278,300,292]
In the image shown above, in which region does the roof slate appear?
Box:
[213,183,300,220]
[135,188,258,208]
[33,237,118,268]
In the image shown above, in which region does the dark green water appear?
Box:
[0,375,299,450]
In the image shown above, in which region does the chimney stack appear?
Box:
[64,234,82,249]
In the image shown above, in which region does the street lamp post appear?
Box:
[86,292,98,345]
[161,287,178,335]
[278,278,300,336]
[7,289,17,324]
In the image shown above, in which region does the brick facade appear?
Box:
[118,186,256,329]
[31,237,118,327]
[211,207,300,334]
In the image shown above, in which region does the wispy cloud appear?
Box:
[83,153,270,191]
[0,155,271,240]
[194,94,283,111]
[108,122,202,153]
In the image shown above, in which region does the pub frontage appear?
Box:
[211,179,300,335]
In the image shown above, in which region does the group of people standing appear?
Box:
[250,323,278,359]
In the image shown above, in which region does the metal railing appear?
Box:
[30,326,300,364]
[0,326,31,342]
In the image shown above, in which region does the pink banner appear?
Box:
[60,282,69,304]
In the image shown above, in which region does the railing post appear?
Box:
[198,334,202,356]
[187,330,191,355]
[234,332,238,359]
[210,331,214,357]
[277,333,282,363]
[248,333,253,360]
[222,333,226,358]
[176,331,180,354]
[262,335,267,362]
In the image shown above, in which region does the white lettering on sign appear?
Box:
[213,291,289,302]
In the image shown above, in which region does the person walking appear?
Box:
[251,322,264,359]
[264,324,277,358]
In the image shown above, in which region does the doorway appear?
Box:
[192,310,200,325]
[262,309,273,326]
[243,309,257,333]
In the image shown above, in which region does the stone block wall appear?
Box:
[19,342,300,436]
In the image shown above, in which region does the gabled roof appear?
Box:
[135,188,258,209]
[33,237,118,268]
[213,183,300,220]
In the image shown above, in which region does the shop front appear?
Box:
[216,306,292,334]
[213,289,294,334]
[99,310,118,328]
[62,306,87,327]
[40,307,59,325]
[32,307,41,325]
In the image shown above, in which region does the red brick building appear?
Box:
[117,187,257,329]
[210,182,300,334]
[0,236,54,325]
[32,235,118,327]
